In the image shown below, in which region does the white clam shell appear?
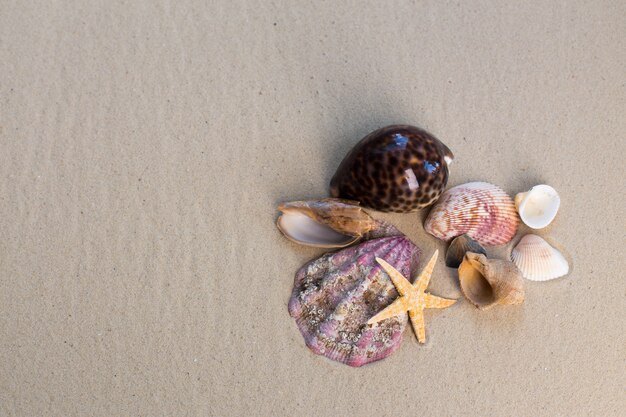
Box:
[511,234,569,281]
[515,184,560,229]
[277,211,359,248]
[424,182,519,246]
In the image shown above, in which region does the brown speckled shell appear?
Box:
[330,125,454,212]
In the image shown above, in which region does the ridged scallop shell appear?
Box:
[511,234,569,281]
[288,236,421,367]
[329,125,454,212]
[424,182,519,246]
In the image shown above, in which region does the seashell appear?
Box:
[360,219,404,241]
[458,252,525,310]
[515,184,560,229]
[424,182,519,246]
[277,198,378,248]
[288,236,421,367]
[329,125,454,213]
[445,234,486,268]
[511,234,569,281]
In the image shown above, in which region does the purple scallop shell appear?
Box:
[288,236,421,367]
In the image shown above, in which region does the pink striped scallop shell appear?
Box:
[424,182,519,246]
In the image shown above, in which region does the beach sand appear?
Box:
[1,1,624,415]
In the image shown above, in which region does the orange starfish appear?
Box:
[368,250,456,343]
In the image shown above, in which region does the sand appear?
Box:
[1,1,624,416]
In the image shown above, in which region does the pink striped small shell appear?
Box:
[424,182,519,246]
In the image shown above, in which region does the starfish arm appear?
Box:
[423,293,457,309]
[376,257,413,297]
[415,250,439,293]
[408,308,426,344]
[367,297,408,325]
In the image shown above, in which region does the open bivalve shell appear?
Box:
[515,184,560,229]
[511,234,569,281]
[458,252,525,310]
[424,182,519,246]
[276,198,378,248]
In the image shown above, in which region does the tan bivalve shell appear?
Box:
[424,182,519,246]
[511,234,569,281]
[515,184,560,229]
[276,198,377,248]
[458,252,525,310]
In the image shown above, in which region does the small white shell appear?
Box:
[511,234,569,281]
[515,185,560,229]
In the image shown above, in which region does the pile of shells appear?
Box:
[425,181,569,307]
[276,124,571,367]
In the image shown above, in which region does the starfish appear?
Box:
[367,250,456,344]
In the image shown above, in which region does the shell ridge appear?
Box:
[315,238,407,335]
[300,236,399,310]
